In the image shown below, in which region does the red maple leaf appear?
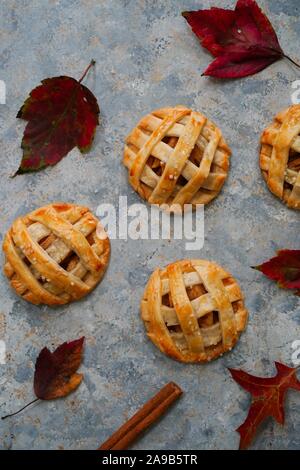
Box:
[2,337,85,419]
[182,0,299,78]
[15,61,99,174]
[253,249,300,292]
[229,362,300,449]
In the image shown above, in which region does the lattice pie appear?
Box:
[124,106,231,208]
[3,203,110,305]
[260,104,300,209]
[141,259,248,363]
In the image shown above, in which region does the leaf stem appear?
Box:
[282,54,300,69]
[1,398,40,420]
[78,60,96,83]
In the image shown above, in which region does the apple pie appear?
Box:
[260,104,300,209]
[141,259,248,363]
[124,106,231,209]
[3,202,110,305]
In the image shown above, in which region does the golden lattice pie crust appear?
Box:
[124,106,231,209]
[3,203,110,305]
[260,104,300,209]
[141,259,248,363]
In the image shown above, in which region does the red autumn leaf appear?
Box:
[229,362,300,449]
[203,51,279,79]
[1,337,85,420]
[15,60,99,174]
[182,0,299,78]
[254,250,300,292]
[34,336,85,400]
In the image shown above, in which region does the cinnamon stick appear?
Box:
[98,382,183,450]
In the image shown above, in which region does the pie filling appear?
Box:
[288,148,300,170]
[285,147,300,190]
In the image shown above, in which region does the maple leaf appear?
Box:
[229,362,300,449]
[14,60,99,174]
[182,0,300,78]
[1,337,85,420]
[253,250,300,293]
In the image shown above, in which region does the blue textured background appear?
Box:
[0,0,300,450]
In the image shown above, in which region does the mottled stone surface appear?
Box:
[0,0,300,450]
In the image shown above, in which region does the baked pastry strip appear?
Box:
[149,112,205,205]
[160,284,241,326]
[31,207,102,273]
[193,264,237,350]
[167,263,205,353]
[126,137,225,203]
[140,113,229,166]
[173,128,221,206]
[268,106,300,198]
[129,108,190,190]
[146,268,181,359]
[3,231,65,305]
